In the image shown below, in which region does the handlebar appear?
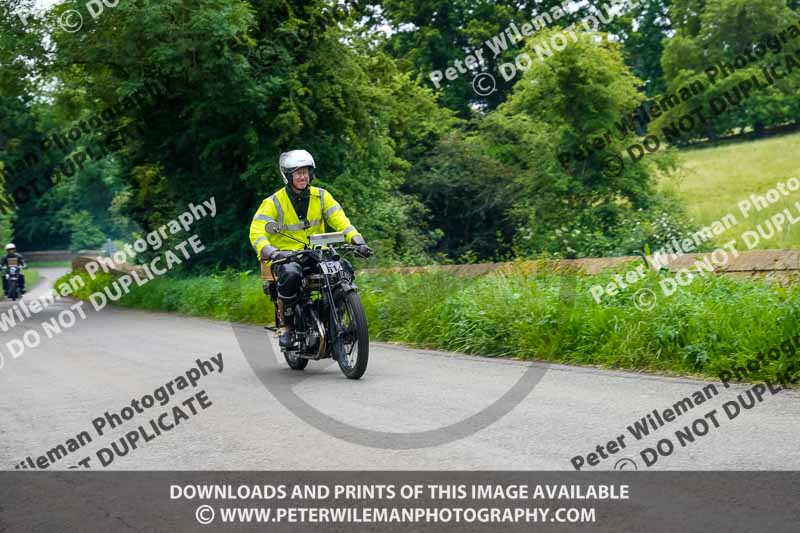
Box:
[269,244,365,265]
[269,249,314,265]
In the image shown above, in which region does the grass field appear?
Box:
[663,131,800,249]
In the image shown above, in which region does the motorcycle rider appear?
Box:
[2,243,26,296]
[249,149,373,348]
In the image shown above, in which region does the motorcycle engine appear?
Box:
[303,310,327,359]
[306,326,320,350]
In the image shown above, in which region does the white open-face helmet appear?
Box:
[279,149,315,185]
[5,243,15,251]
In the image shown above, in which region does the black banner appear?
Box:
[1,472,798,532]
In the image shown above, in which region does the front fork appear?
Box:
[327,284,359,359]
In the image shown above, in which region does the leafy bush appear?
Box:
[65,210,106,251]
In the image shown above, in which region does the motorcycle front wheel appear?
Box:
[333,291,369,380]
[284,351,308,370]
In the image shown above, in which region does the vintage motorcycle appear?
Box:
[262,222,370,379]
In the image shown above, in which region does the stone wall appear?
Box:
[364,249,800,285]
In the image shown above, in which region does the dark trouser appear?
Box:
[273,261,304,332]
[274,258,354,302]
[2,272,24,294]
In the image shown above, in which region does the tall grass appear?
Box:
[58,266,800,382]
[359,268,800,381]
[64,270,274,323]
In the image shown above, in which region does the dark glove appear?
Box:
[271,250,294,262]
[351,235,373,258]
[262,247,292,262]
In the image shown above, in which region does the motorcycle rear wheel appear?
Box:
[334,291,369,380]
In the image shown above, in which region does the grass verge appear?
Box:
[56,266,800,384]
[28,260,72,269]
[25,268,40,290]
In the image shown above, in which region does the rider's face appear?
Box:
[291,167,311,190]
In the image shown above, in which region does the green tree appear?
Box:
[0,0,56,246]
[43,0,454,268]
[477,28,679,258]
[656,0,800,140]
[374,0,586,116]
[0,209,14,245]
[407,130,516,260]
[619,0,673,96]
[64,210,106,251]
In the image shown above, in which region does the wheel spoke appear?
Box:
[331,292,368,379]
[335,300,358,368]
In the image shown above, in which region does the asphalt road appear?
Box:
[0,267,798,471]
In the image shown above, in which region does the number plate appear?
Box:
[320,261,342,275]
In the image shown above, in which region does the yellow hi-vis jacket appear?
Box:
[249,185,361,260]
